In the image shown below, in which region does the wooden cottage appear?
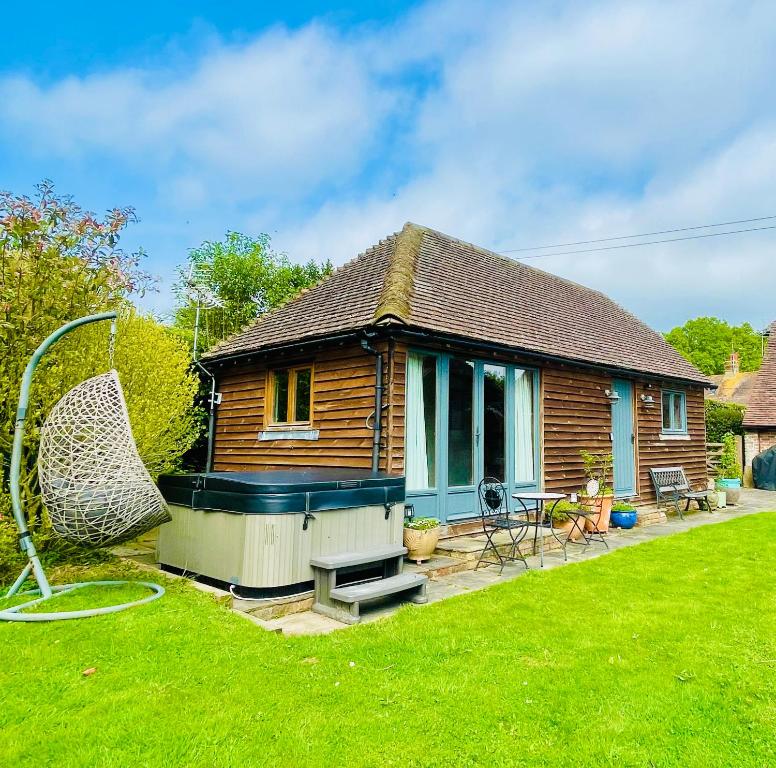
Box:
[202,223,710,524]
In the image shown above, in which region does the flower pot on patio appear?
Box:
[610,503,638,529]
[582,494,614,533]
[549,501,587,542]
[717,478,741,505]
[403,518,441,564]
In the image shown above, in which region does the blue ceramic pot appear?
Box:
[610,510,638,529]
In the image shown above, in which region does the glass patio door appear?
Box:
[445,360,507,521]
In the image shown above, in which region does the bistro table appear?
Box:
[511,492,568,568]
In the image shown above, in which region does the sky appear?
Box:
[1,0,775,333]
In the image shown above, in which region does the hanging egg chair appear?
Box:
[39,370,171,547]
[1,312,168,622]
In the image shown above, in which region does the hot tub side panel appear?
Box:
[158,503,404,589]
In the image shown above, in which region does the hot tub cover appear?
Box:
[157,469,405,514]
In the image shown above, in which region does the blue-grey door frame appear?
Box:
[405,349,540,523]
[611,378,636,497]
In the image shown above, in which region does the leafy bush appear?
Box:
[612,501,637,512]
[404,517,440,530]
[705,400,746,443]
[548,500,585,522]
[716,432,743,480]
[0,183,199,585]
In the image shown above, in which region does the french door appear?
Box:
[405,351,538,523]
[445,360,508,520]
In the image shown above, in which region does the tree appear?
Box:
[173,231,333,355]
[705,401,745,443]
[0,182,200,580]
[664,317,766,375]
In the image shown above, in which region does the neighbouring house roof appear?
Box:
[705,371,756,405]
[204,222,711,385]
[742,321,776,428]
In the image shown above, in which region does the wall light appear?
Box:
[604,389,620,403]
[640,394,655,407]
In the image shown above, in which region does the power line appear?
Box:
[499,214,776,255]
[510,223,776,260]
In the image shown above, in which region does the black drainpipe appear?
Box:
[193,360,219,473]
[361,335,383,473]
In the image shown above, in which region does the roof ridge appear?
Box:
[373,222,424,324]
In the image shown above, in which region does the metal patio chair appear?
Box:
[571,479,610,550]
[475,477,531,573]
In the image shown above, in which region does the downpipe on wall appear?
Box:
[361,334,384,474]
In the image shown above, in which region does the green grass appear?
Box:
[2,514,776,767]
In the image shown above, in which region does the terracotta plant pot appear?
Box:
[553,517,586,542]
[582,494,614,533]
[403,526,440,564]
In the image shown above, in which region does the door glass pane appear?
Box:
[448,359,474,487]
[405,353,437,489]
[514,369,535,482]
[661,391,672,430]
[273,370,289,422]
[294,368,312,422]
[483,364,506,481]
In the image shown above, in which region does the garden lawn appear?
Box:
[2,514,776,768]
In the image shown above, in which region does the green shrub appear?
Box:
[716,432,743,480]
[612,501,637,512]
[705,400,745,443]
[404,517,440,530]
[548,500,585,523]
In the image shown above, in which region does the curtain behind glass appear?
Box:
[406,353,430,489]
[514,369,535,482]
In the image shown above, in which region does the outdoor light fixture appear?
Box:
[604,389,620,403]
[640,394,655,407]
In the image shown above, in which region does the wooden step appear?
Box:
[330,572,428,604]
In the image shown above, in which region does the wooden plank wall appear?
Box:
[634,382,707,501]
[212,342,383,472]
[385,342,407,475]
[542,365,613,494]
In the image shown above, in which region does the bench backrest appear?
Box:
[649,466,690,493]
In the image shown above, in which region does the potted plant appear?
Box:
[403,517,441,564]
[548,500,587,541]
[610,501,638,529]
[579,450,615,533]
[716,432,742,505]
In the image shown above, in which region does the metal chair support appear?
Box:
[475,478,530,573]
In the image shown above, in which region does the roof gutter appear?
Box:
[392,326,712,387]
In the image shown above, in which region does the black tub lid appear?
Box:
[158,468,405,495]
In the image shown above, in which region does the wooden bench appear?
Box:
[311,545,428,624]
[649,467,713,520]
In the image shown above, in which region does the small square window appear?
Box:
[268,365,313,426]
[661,390,687,434]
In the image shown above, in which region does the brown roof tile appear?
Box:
[742,322,776,428]
[204,222,710,385]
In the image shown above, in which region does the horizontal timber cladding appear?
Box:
[541,365,613,494]
[635,381,707,502]
[212,341,389,472]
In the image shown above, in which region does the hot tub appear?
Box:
[156,469,405,595]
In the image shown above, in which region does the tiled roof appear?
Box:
[742,322,776,428]
[204,223,711,385]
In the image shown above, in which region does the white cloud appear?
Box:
[3,1,776,330]
[1,24,397,198]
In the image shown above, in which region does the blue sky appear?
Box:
[2,1,776,332]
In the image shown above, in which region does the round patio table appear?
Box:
[511,492,568,568]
